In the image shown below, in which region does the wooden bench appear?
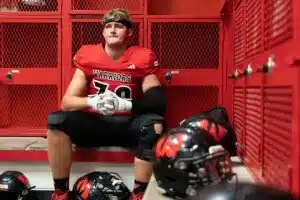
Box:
[0,137,134,163]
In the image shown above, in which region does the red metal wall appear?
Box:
[223,0,300,197]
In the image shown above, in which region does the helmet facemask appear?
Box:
[154,145,236,199]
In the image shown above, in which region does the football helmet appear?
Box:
[153,127,235,199]
[72,171,130,200]
[0,171,35,200]
[180,106,237,156]
[187,182,297,200]
[18,0,57,11]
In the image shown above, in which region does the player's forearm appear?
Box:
[61,96,88,111]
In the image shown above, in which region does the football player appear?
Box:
[47,8,166,200]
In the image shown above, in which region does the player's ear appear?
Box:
[127,28,133,37]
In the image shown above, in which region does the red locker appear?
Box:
[148,18,222,127]
[226,0,300,196]
[231,68,300,196]
[0,18,61,137]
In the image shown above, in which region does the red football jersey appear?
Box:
[73,44,160,116]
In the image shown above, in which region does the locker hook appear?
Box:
[257,55,276,73]
[229,69,241,79]
[6,69,20,80]
[242,64,253,76]
[165,71,179,83]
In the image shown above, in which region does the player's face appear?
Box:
[103,22,132,47]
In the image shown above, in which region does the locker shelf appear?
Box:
[0,0,59,14]
[70,0,143,15]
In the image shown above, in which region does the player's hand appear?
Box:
[102,90,132,113]
[87,94,115,115]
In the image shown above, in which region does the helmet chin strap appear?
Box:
[20,185,36,199]
[179,119,187,126]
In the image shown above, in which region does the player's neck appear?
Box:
[104,44,127,60]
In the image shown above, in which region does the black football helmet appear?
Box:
[153,127,235,199]
[179,106,237,156]
[187,182,298,200]
[0,171,35,200]
[72,171,130,200]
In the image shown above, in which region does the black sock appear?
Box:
[54,178,69,192]
[133,180,148,194]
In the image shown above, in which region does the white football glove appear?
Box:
[208,145,232,175]
[208,145,225,154]
[87,94,115,115]
[102,90,132,113]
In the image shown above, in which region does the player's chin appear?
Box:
[106,39,125,46]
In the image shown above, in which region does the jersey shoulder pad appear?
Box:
[129,46,160,74]
[73,44,104,67]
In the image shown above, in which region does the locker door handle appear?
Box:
[6,69,20,80]
[165,71,179,83]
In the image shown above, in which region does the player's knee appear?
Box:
[134,114,165,161]
[154,123,163,135]
[47,110,68,132]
